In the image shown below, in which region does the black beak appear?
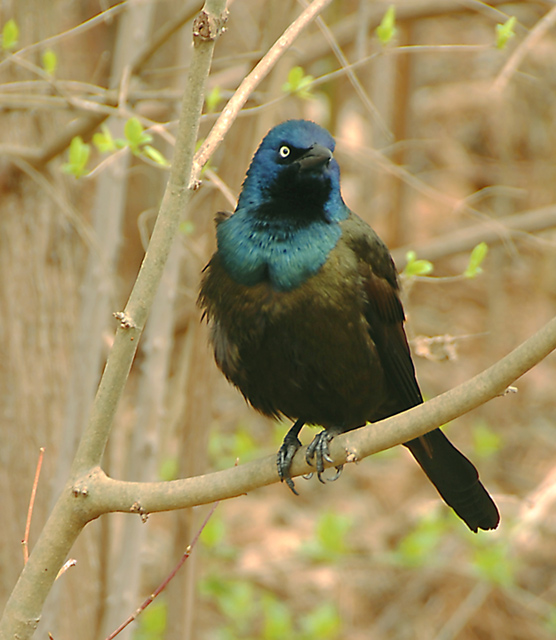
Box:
[296,143,333,172]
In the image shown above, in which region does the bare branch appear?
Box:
[104,503,218,640]
[191,0,334,183]
[392,205,556,267]
[22,448,45,565]
[493,6,556,93]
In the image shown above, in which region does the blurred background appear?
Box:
[1,0,556,638]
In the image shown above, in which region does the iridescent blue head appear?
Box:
[216,119,349,291]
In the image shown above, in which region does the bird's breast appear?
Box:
[199,243,389,428]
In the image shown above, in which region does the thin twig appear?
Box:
[0,3,127,75]
[21,448,45,565]
[191,0,334,183]
[392,204,556,267]
[311,8,392,140]
[350,144,529,255]
[105,503,219,640]
[492,5,556,93]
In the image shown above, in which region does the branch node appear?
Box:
[193,9,229,45]
[130,501,149,523]
[501,385,519,396]
[71,483,89,498]
[113,311,136,329]
[189,176,202,191]
[55,559,77,581]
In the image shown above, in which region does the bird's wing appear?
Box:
[341,213,500,532]
[363,270,424,412]
[342,213,423,413]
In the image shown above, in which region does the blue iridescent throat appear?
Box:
[216,206,347,292]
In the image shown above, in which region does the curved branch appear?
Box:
[191,0,334,184]
[87,314,556,516]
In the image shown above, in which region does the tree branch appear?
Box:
[392,205,556,267]
[191,0,334,185]
[85,314,556,516]
[70,2,228,477]
[493,5,556,94]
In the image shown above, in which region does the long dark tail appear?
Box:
[404,429,500,532]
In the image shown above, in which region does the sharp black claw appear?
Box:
[284,475,299,496]
[277,419,305,495]
[327,465,344,482]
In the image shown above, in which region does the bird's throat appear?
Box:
[216,207,344,292]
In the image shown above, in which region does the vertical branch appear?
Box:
[70,0,228,476]
[49,13,160,631]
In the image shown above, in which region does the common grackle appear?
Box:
[198,119,500,532]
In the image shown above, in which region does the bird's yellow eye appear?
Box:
[279,145,291,158]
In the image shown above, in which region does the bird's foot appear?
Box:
[305,431,344,484]
[277,437,301,495]
[277,419,305,495]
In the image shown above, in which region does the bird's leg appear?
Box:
[305,430,344,484]
[277,418,305,495]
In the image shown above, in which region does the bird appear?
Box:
[198,119,500,532]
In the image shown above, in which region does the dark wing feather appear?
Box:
[361,268,423,413]
[344,214,499,531]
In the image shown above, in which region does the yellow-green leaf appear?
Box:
[464,242,488,278]
[496,16,516,50]
[124,117,152,153]
[41,49,57,75]
[376,6,397,45]
[2,19,19,51]
[403,250,434,277]
[282,65,314,99]
[61,136,90,178]
[92,125,116,153]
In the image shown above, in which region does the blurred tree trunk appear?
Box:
[0,0,86,623]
